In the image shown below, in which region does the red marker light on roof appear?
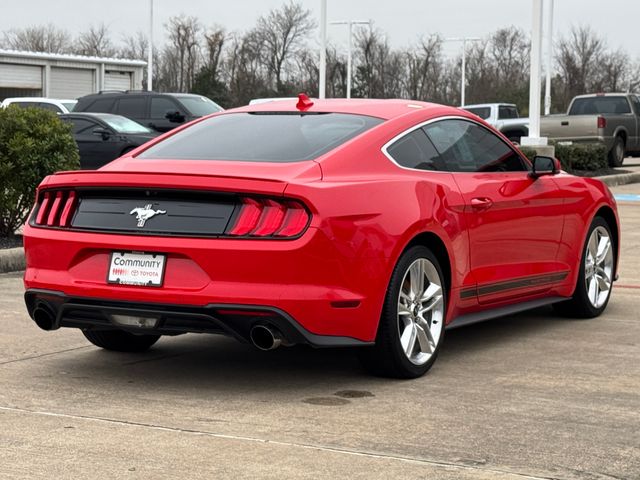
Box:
[296,93,314,111]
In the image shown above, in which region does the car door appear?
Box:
[148,96,186,132]
[423,118,566,305]
[68,117,122,170]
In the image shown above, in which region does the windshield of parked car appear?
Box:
[138,112,383,162]
[464,107,491,119]
[569,96,631,115]
[62,101,77,112]
[101,115,152,134]
[174,95,223,117]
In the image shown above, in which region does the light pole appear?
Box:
[544,0,554,115]
[522,0,546,146]
[148,0,153,91]
[330,19,371,99]
[445,37,481,107]
[319,0,327,99]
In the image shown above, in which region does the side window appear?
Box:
[423,119,527,173]
[87,98,115,112]
[386,128,443,171]
[150,97,180,118]
[69,119,100,135]
[498,106,518,119]
[38,103,62,113]
[115,97,146,118]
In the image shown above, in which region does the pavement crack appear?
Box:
[0,404,560,480]
[0,345,91,366]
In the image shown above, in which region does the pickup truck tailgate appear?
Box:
[541,115,599,140]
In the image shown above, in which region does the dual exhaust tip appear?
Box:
[249,324,288,351]
[33,303,288,351]
[32,303,59,331]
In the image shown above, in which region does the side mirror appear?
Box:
[165,110,185,123]
[530,155,560,178]
[92,127,110,140]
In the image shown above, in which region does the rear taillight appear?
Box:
[226,197,310,238]
[597,116,606,129]
[33,189,78,228]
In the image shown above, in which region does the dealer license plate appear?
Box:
[108,252,166,287]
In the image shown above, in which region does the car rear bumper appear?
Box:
[24,289,373,348]
[22,224,391,343]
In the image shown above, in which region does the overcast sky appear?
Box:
[1,0,638,59]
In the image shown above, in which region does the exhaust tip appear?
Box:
[33,304,58,331]
[250,325,283,351]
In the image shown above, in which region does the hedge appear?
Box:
[0,106,79,237]
[520,142,608,173]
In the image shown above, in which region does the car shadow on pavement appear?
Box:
[40,306,569,394]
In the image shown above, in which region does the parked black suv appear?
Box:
[74,91,223,133]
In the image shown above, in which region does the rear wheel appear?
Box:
[358,246,446,378]
[82,329,160,352]
[553,217,614,318]
[608,136,625,167]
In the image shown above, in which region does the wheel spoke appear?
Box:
[409,262,424,299]
[596,237,611,265]
[398,303,412,317]
[420,283,442,302]
[596,272,611,292]
[415,324,433,354]
[588,277,598,305]
[400,322,417,357]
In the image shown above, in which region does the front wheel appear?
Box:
[553,216,615,318]
[358,246,446,378]
[83,329,160,352]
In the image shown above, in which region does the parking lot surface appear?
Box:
[1,182,639,480]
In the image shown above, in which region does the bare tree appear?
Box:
[255,1,315,93]
[224,30,269,106]
[75,23,116,57]
[404,35,444,102]
[164,15,202,92]
[202,27,226,82]
[556,26,606,108]
[2,24,71,53]
[353,28,403,99]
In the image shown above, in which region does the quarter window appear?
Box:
[386,129,443,171]
[423,119,527,172]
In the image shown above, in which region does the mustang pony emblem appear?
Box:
[130,204,167,228]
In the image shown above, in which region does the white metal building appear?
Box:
[0,49,146,101]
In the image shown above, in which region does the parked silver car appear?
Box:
[463,103,529,144]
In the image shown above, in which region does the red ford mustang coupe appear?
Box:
[23,96,620,378]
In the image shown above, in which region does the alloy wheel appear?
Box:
[397,258,444,366]
[584,226,614,308]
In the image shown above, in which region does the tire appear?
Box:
[358,246,446,378]
[608,136,625,167]
[553,216,615,318]
[82,329,160,352]
[507,134,522,145]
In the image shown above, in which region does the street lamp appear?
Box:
[148,0,153,91]
[544,0,555,115]
[330,19,371,99]
[319,0,327,99]
[445,37,481,107]
[522,0,547,146]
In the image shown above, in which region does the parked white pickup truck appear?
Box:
[540,93,640,167]
[463,103,529,144]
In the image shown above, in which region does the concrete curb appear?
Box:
[0,247,25,274]
[597,171,640,187]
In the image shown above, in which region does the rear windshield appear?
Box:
[138,112,383,162]
[569,96,631,115]
[464,107,491,120]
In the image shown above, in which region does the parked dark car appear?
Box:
[60,113,159,170]
[74,91,223,133]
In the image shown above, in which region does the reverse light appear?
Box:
[227,197,310,238]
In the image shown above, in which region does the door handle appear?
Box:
[561,121,569,126]
[470,197,494,210]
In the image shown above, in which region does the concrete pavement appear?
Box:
[0,183,639,479]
